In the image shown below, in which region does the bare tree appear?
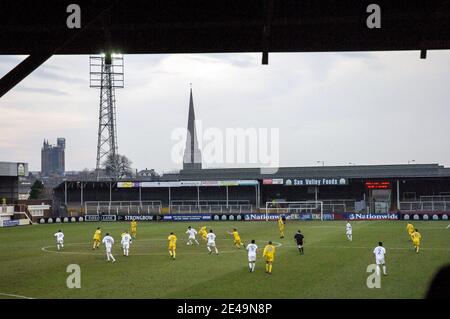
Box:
[103,154,133,179]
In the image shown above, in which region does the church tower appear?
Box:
[183,86,202,170]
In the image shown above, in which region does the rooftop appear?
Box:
[162,163,450,181]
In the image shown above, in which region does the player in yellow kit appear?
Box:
[263,241,276,274]
[130,219,137,238]
[411,229,422,254]
[168,232,177,260]
[406,222,414,241]
[92,227,102,249]
[199,226,208,241]
[278,216,285,239]
[227,228,244,248]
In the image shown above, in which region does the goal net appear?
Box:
[264,201,324,221]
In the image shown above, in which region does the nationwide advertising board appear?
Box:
[243,212,408,221]
[244,213,282,221]
[338,212,449,221]
[345,213,400,220]
[243,213,334,221]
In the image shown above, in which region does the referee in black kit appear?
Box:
[294,230,305,255]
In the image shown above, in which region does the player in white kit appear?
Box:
[54,230,64,251]
[246,239,258,272]
[346,222,353,241]
[186,226,200,245]
[206,230,219,255]
[102,233,116,262]
[373,241,387,276]
[121,231,132,256]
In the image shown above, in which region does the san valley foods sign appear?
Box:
[284,178,348,186]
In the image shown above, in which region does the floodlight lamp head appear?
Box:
[105,53,112,65]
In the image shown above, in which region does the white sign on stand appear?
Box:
[28,205,51,217]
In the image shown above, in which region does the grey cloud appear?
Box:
[32,68,85,85]
[0,55,26,65]
[15,86,69,96]
[335,52,375,59]
[1,51,450,172]
[189,53,257,68]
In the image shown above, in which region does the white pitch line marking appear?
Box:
[41,245,241,256]
[41,239,282,256]
[0,292,35,299]
[281,244,450,251]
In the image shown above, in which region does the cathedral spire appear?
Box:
[183,85,202,170]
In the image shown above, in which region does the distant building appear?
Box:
[0,161,28,203]
[138,168,158,178]
[41,138,65,176]
[183,88,202,170]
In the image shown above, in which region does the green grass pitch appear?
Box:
[0,220,448,299]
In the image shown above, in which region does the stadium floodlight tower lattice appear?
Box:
[90,53,124,179]
[265,201,324,221]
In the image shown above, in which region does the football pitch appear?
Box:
[0,220,448,299]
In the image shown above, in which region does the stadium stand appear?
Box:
[52,164,450,217]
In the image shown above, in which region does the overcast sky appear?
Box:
[1,51,450,173]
